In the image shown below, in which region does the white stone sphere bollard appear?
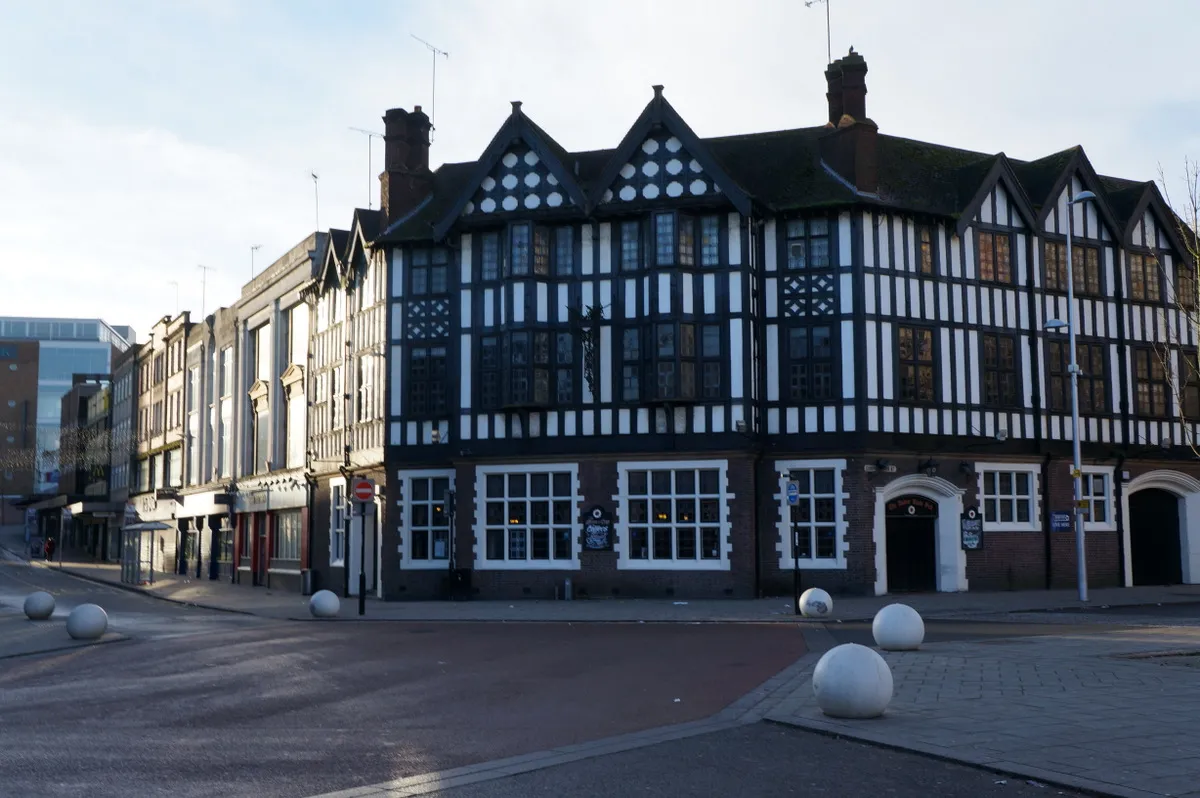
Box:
[812,642,894,719]
[65,604,108,640]
[23,591,56,621]
[798,587,833,618]
[872,603,925,651]
[309,589,341,618]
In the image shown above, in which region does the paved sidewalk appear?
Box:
[6,527,1200,623]
[767,626,1200,798]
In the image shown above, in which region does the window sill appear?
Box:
[401,559,453,570]
[618,558,731,572]
[980,523,1039,533]
[780,558,847,570]
[1084,522,1118,533]
[475,559,581,571]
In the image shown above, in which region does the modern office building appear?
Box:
[0,317,134,494]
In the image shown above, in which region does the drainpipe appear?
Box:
[1041,452,1053,590]
[1114,454,1127,587]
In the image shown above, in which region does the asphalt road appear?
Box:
[424,722,1089,798]
[0,559,807,798]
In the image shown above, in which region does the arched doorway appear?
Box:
[1129,488,1182,585]
[885,495,938,592]
[872,474,968,595]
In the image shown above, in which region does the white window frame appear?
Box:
[329,477,347,566]
[473,463,581,571]
[774,458,848,570]
[974,462,1041,532]
[272,508,303,562]
[398,469,456,570]
[615,459,732,572]
[1080,465,1117,532]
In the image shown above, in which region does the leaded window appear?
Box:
[700,215,721,267]
[481,232,501,281]
[621,328,640,402]
[620,220,640,272]
[409,346,448,416]
[510,223,531,276]
[1043,241,1100,296]
[410,247,450,295]
[1046,340,1106,414]
[786,218,831,270]
[898,325,936,402]
[555,332,574,404]
[700,324,722,400]
[977,231,1013,283]
[652,212,696,268]
[554,227,574,276]
[918,225,935,274]
[1134,347,1169,418]
[982,333,1019,408]
[1129,252,1161,302]
[786,326,833,401]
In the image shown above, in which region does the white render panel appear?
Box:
[954,329,967,404]
[950,233,962,279]
[767,407,780,434]
[843,405,855,431]
[766,278,778,318]
[880,275,893,315]
[727,212,742,266]
[556,284,569,324]
[866,320,878,399]
[600,280,612,319]
[730,322,744,399]
[391,249,404,298]
[1020,334,1032,409]
[765,220,778,271]
[537,283,549,322]
[483,288,495,327]
[682,273,694,315]
[787,407,799,434]
[923,281,935,321]
[841,273,854,315]
[643,275,651,316]
[839,212,853,267]
[390,344,404,416]
[906,220,917,273]
[892,217,903,269]
[880,321,894,401]
[863,212,875,269]
[841,319,855,399]
[693,406,707,434]
[940,328,953,401]
[968,330,981,404]
[582,282,595,319]
[624,279,637,319]
[658,273,671,314]
[895,275,907,317]
[476,414,488,440]
[729,273,743,314]
[459,333,472,409]
[618,408,631,435]
[766,325,780,401]
[597,222,611,274]
[600,327,613,403]
[459,234,472,285]
[823,406,835,431]
[704,274,717,315]
[636,408,649,434]
[392,303,403,339]
[806,407,818,432]
[513,283,525,324]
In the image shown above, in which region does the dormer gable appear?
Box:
[433,102,587,239]
[954,153,1037,235]
[588,85,751,216]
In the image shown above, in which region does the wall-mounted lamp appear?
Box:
[995,428,1009,442]
[431,429,442,444]
[735,420,747,433]
[959,462,974,478]
[919,458,939,477]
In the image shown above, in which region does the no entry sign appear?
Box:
[351,477,376,503]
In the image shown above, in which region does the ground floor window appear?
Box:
[330,481,346,566]
[617,460,730,570]
[776,459,847,568]
[1080,469,1115,530]
[976,463,1039,531]
[402,471,454,565]
[273,509,302,562]
[475,465,578,569]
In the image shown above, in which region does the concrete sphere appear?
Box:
[309,589,341,618]
[23,591,55,620]
[812,643,894,719]
[799,587,833,618]
[65,604,108,640]
[872,603,926,651]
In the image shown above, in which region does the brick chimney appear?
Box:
[380,106,433,227]
[818,49,879,195]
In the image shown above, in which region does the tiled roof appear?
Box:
[376,118,1173,244]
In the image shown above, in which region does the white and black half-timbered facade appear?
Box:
[357,50,1199,599]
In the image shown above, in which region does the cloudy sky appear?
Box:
[1,0,1197,339]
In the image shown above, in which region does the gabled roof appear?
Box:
[953,153,1039,235]
[1010,147,1122,239]
[316,228,350,291]
[343,208,383,287]
[1098,177,1193,261]
[586,86,752,216]
[430,102,589,240]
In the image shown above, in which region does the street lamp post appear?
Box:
[1050,189,1097,603]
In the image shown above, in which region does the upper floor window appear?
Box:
[481,232,501,281]
[554,227,574,276]
[977,231,1013,283]
[1129,252,1162,303]
[1046,340,1106,414]
[1177,263,1197,310]
[410,247,450,295]
[897,325,936,403]
[1133,347,1169,418]
[409,346,448,417]
[918,225,935,275]
[554,332,575,404]
[510,224,532,276]
[654,212,695,267]
[786,325,833,402]
[478,331,575,410]
[700,216,721,267]
[1044,241,1101,296]
[786,218,830,270]
[981,333,1019,408]
[620,220,641,272]
[621,328,640,402]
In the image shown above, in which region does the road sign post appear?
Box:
[350,477,375,616]
[786,480,801,615]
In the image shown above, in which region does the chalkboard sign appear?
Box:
[582,505,613,551]
[961,505,983,550]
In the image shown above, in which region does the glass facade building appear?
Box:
[0,317,134,493]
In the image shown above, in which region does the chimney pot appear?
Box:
[652,84,664,97]
[511,101,523,113]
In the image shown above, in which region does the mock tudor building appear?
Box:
[362,49,1200,599]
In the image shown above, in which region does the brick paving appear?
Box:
[767,626,1200,798]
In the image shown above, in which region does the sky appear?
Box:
[1,0,1198,340]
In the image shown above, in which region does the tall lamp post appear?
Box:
[1046,189,1097,603]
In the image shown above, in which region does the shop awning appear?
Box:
[122,521,173,532]
[65,501,123,517]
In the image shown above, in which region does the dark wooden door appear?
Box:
[1130,489,1182,585]
[887,517,938,592]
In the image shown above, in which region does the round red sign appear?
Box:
[352,479,375,502]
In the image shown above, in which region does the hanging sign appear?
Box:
[582,505,613,551]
